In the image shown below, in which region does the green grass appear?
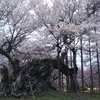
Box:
[0,90,100,100]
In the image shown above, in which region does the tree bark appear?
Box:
[0,47,20,76]
[89,37,93,93]
[80,36,84,93]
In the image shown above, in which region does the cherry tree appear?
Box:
[0,0,100,96]
[0,0,42,76]
[29,0,100,92]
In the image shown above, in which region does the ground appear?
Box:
[0,90,100,100]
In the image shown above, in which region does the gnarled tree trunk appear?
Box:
[0,47,20,76]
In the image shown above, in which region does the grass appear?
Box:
[0,90,100,100]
